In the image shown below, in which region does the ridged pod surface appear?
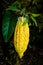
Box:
[14,16,30,58]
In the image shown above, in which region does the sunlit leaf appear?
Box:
[31,13,40,17]
[23,17,29,25]
[6,6,20,12]
[31,16,37,26]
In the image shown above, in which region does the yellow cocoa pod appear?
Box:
[14,16,30,58]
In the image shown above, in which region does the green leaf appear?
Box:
[23,17,29,26]
[26,12,31,15]
[6,6,20,12]
[31,16,37,26]
[2,11,11,42]
[2,11,17,42]
[12,1,21,9]
[31,13,40,17]
[20,8,26,15]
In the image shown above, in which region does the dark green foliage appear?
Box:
[2,11,17,42]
